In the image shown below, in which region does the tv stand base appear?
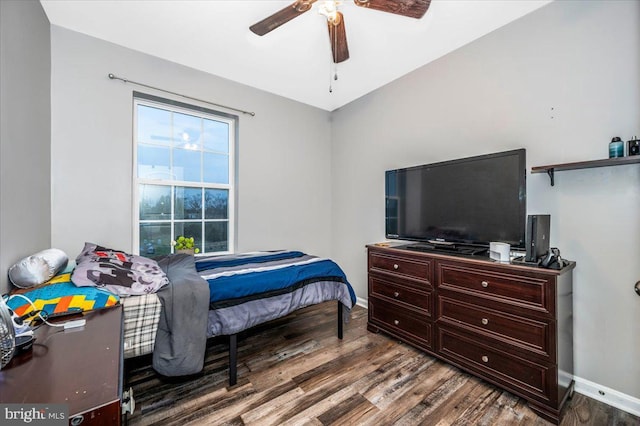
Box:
[402,243,488,256]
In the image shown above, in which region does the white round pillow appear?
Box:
[8,248,69,289]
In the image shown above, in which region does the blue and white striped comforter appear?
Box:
[195,251,356,337]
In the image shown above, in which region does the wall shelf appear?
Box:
[531,156,640,186]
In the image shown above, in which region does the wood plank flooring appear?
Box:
[124,303,638,425]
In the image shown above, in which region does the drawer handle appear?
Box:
[481,355,489,363]
[481,281,489,288]
[394,319,400,326]
[393,291,400,298]
[393,264,399,270]
[481,318,489,325]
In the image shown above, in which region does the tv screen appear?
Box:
[385,149,526,250]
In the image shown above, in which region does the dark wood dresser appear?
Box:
[367,244,574,424]
[0,306,124,425]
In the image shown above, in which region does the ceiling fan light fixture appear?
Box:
[318,1,342,24]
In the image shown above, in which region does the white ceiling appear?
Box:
[40,0,551,111]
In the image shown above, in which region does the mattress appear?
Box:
[123,251,355,360]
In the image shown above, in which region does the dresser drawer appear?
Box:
[438,263,552,315]
[369,251,431,284]
[437,296,551,359]
[370,276,432,315]
[437,327,554,404]
[369,297,431,348]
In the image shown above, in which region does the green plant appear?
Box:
[172,236,200,254]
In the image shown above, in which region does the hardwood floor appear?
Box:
[124,303,638,425]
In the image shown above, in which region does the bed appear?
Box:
[6,245,355,385]
[122,250,356,385]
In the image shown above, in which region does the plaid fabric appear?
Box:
[122,293,162,359]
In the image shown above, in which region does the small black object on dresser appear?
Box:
[525,214,550,263]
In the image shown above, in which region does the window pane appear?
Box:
[175,187,202,220]
[140,222,171,256]
[174,222,202,252]
[203,152,229,184]
[205,189,228,219]
[173,148,202,182]
[139,184,171,220]
[205,222,228,253]
[137,105,171,146]
[173,112,202,150]
[138,144,171,179]
[135,98,234,256]
[203,119,229,153]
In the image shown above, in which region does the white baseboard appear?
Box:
[573,376,640,417]
[356,297,368,309]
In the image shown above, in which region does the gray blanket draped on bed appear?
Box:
[153,253,210,376]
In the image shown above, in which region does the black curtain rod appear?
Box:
[108,73,255,117]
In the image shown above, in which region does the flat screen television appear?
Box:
[385,149,526,254]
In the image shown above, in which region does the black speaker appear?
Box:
[525,214,550,263]
[629,137,640,156]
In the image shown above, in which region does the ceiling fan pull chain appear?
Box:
[329,54,338,92]
[334,29,338,81]
[332,21,338,82]
[329,58,333,93]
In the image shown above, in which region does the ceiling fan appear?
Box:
[250,0,431,64]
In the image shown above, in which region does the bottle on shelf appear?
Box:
[609,137,624,158]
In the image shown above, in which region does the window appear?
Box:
[133,94,236,256]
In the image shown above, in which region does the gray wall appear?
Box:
[0,0,51,294]
[330,0,639,398]
[50,26,333,262]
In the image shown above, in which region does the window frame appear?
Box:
[132,92,238,256]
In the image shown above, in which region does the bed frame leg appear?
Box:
[229,334,237,386]
[337,301,343,339]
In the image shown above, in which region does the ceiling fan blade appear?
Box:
[250,0,318,36]
[327,12,349,63]
[354,0,431,19]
